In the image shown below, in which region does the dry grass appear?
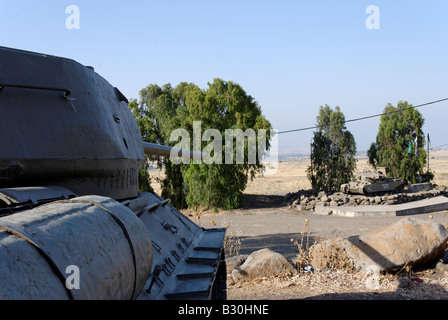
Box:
[223,230,242,257]
[245,158,312,195]
[290,218,318,271]
[228,268,448,300]
[429,150,448,187]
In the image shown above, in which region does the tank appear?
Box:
[340,170,405,195]
[0,46,226,300]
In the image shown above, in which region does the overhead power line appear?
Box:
[430,143,448,150]
[278,97,448,135]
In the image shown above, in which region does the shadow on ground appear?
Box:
[240,194,287,210]
[233,233,318,260]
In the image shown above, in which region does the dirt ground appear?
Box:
[194,196,448,300]
[150,150,448,300]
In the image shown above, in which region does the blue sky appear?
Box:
[1,0,447,153]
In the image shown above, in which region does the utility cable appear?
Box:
[278,97,448,135]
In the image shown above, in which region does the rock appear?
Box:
[435,261,448,272]
[317,191,327,199]
[364,265,381,290]
[329,200,338,207]
[231,248,297,283]
[287,186,448,212]
[309,217,448,272]
[346,200,357,207]
[226,254,249,274]
[305,200,316,211]
[392,278,410,289]
[301,196,309,204]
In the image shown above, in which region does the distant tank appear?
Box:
[0,47,226,300]
[340,170,405,195]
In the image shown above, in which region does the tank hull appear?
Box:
[340,171,405,195]
[0,187,226,300]
[0,195,153,300]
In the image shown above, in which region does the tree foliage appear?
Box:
[307,105,357,191]
[367,101,428,183]
[130,79,272,210]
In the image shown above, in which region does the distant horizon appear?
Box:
[274,147,448,157]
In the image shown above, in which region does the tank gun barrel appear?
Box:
[142,142,205,160]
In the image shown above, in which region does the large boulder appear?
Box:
[226,254,249,274]
[309,217,448,272]
[231,248,297,282]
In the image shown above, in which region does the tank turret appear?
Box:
[0,47,226,300]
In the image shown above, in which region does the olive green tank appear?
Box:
[340,170,405,195]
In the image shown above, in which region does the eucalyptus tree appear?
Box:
[130,79,273,210]
[307,105,357,191]
[367,101,428,183]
